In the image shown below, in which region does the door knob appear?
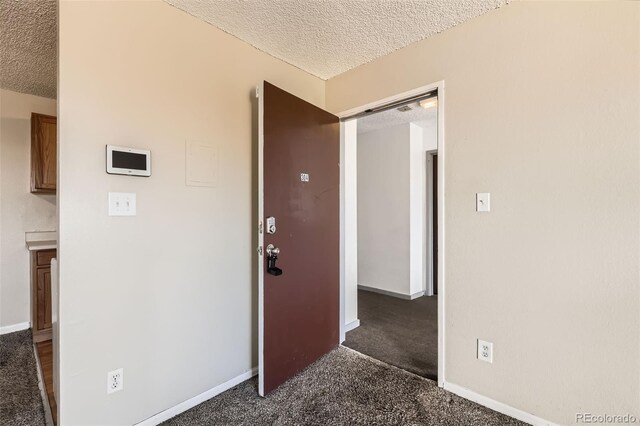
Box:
[266,244,280,257]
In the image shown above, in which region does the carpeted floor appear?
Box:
[344,289,438,380]
[0,330,46,426]
[164,346,524,426]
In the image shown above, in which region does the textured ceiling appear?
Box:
[0,0,507,99]
[165,0,508,80]
[0,0,57,99]
[358,102,437,134]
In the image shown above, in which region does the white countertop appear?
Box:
[25,231,57,251]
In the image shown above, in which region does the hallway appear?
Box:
[344,290,438,380]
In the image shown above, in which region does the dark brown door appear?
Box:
[258,82,340,396]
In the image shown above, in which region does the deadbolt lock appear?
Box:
[266,216,276,234]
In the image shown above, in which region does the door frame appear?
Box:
[336,80,446,387]
[427,152,437,297]
[257,82,265,396]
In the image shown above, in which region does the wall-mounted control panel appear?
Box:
[107,145,151,177]
[266,217,276,234]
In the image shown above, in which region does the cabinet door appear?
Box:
[36,267,53,331]
[31,113,57,193]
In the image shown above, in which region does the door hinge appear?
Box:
[258,221,263,234]
[255,86,260,98]
[257,246,263,255]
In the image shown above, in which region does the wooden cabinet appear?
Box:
[32,249,56,342]
[31,113,57,193]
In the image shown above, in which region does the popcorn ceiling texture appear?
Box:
[0,0,57,99]
[0,0,507,97]
[165,0,508,80]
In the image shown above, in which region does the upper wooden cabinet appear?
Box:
[31,113,57,193]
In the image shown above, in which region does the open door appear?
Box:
[258,81,340,396]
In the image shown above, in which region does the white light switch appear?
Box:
[109,192,136,216]
[476,193,490,212]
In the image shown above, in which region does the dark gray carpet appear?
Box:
[164,346,524,426]
[344,289,438,380]
[0,330,46,426]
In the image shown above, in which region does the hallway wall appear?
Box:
[357,124,411,296]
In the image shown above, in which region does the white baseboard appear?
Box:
[136,367,258,426]
[358,285,424,300]
[135,367,257,425]
[443,381,560,426]
[345,319,360,333]
[408,290,425,300]
[0,322,30,335]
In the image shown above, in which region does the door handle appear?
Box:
[266,244,282,276]
[266,244,280,257]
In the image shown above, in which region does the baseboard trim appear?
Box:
[408,291,425,300]
[135,367,258,425]
[0,322,30,335]
[443,381,560,426]
[358,285,424,300]
[345,319,360,332]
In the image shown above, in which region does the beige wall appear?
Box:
[0,89,57,329]
[58,1,324,424]
[328,2,640,424]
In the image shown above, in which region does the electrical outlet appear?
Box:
[107,368,124,394]
[477,339,493,363]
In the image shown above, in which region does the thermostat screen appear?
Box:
[112,151,147,171]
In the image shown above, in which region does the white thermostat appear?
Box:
[106,145,151,177]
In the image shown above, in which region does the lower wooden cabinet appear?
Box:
[32,249,55,342]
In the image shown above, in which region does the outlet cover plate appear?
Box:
[107,368,124,394]
[477,339,493,363]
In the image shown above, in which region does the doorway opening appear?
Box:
[338,82,445,385]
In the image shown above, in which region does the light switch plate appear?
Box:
[476,193,490,212]
[108,192,136,216]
